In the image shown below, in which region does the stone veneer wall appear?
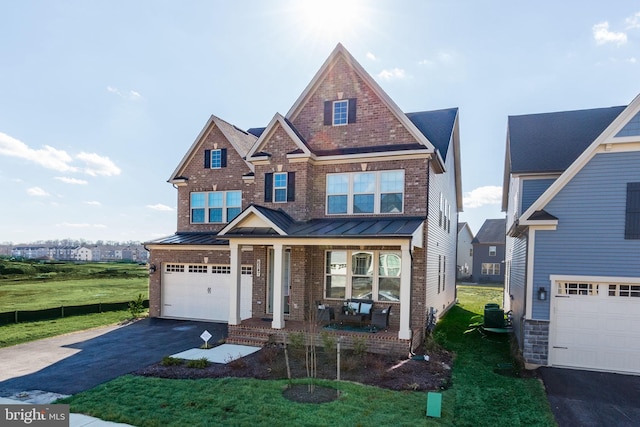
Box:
[523,319,549,367]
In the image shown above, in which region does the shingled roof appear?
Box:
[472,218,506,244]
[507,106,625,174]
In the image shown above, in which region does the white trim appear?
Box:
[246,113,311,161]
[218,205,288,236]
[284,44,439,157]
[520,93,640,225]
[550,274,640,285]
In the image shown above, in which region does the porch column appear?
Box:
[271,243,285,329]
[228,242,241,325]
[398,244,412,340]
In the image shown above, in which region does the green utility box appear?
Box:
[484,303,505,328]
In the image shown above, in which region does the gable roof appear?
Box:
[245,114,311,160]
[507,106,625,175]
[471,218,506,244]
[284,43,445,170]
[169,115,257,182]
[515,93,640,225]
[407,108,458,161]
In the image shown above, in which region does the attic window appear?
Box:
[324,99,357,126]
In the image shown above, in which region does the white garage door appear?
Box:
[161,263,252,322]
[550,279,640,374]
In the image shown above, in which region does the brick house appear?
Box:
[145,44,461,355]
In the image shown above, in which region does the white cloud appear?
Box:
[146,203,174,212]
[463,186,502,209]
[56,222,107,228]
[107,86,142,100]
[366,52,377,61]
[84,201,102,206]
[418,51,457,67]
[1,132,76,172]
[26,186,50,197]
[377,68,406,81]
[76,152,121,176]
[0,132,121,177]
[626,12,640,29]
[55,176,88,185]
[593,22,628,46]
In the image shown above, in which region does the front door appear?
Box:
[267,248,290,314]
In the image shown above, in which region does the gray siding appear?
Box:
[426,133,459,318]
[521,178,555,213]
[531,151,640,320]
[507,234,527,345]
[472,243,505,282]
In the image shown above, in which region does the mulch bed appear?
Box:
[134,344,454,394]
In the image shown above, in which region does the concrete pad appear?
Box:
[172,344,260,364]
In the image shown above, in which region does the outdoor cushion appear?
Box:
[360,302,372,314]
[348,301,360,312]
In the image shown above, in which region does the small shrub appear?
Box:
[186,358,210,369]
[258,346,279,365]
[352,336,367,356]
[340,354,361,372]
[320,331,336,353]
[128,293,146,319]
[226,354,248,370]
[288,332,305,351]
[161,356,182,367]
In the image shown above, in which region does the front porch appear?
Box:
[226,317,417,356]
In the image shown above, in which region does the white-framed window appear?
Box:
[608,284,640,297]
[333,100,348,126]
[211,265,231,274]
[325,250,401,301]
[489,246,497,256]
[273,172,288,203]
[165,264,184,273]
[558,282,598,296]
[481,263,500,275]
[188,265,208,273]
[326,170,404,215]
[190,190,242,223]
[210,149,222,169]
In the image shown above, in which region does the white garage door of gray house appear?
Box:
[161,263,253,322]
[549,277,640,375]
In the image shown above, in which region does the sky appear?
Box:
[1,1,639,244]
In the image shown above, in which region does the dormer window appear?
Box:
[324,98,357,126]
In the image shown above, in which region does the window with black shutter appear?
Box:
[264,173,273,202]
[625,182,640,239]
[324,99,356,126]
[204,148,227,169]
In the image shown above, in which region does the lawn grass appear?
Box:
[59,286,556,426]
[0,310,136,348]
[0,262,148,311]
[439,285,556,426]
[59,377,455,427]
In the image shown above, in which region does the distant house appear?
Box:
[75,247,92,261]
[456,222,473,279]
[471,219,506,283]
[145,44,462,355]
[503,95,640,374]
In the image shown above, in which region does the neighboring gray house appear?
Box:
[503,94,640,375]
[457,222,473,279]
[471,218,505,283]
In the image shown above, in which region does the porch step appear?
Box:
[226,327,278,347]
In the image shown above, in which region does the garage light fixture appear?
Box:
[538,287,547,301]
[149,264,157,274]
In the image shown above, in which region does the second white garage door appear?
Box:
[161,263,253,322]
[549,277,640,375]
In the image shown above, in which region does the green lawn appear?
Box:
[59,285,556,426]
[0,310,135,348]
[0,262,148,311]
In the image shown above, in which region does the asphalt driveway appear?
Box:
[0,318,226,396]
[540,367,640,426]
